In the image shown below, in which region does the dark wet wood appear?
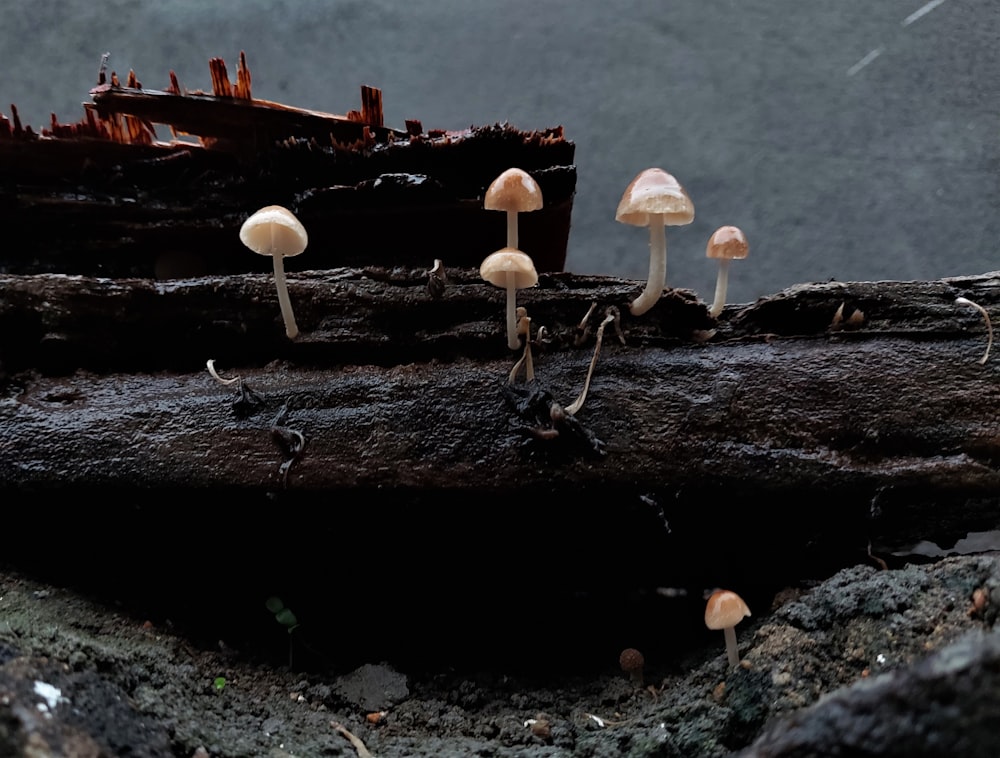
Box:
[2,268,998,500]
[2,268,998,596]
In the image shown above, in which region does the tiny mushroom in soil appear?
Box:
[705,589,751,667]
[619,647,645,686]
[706,225,749,317]
[480,247,539,350]
[615,168,695,317]
[484,167,544,249]
[239,205,308,339]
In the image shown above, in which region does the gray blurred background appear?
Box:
[2,0,997,305]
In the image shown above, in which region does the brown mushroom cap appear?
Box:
[706,225,749,261]
[619,647,645,675]
[484,168,544,213]
[239,205,308,258]
[704,590,751,630]
[615,168,695,227]
[479,247,539,289]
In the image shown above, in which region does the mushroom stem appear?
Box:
[629,215,666,316]
[506,210,518,249]
[723,626,739,667]
[956,297,993,364]
[565,308,616,416]
[272,254,299,340]
[710,259,732,318]
[505,271,520,350]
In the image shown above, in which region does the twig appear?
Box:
[330,721,374,758]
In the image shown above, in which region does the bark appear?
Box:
[2,267,997,499]
[2,267,999,615]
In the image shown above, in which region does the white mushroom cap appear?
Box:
[239,205,308,258]
[484,168,543,213]
[616,168,694,227]
[704,589,751,630]
[480,247,539,289]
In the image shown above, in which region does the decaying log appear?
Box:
[0,54,576,276]
[2,268,998,526]
[2,267,999,657]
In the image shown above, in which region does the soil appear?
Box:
[2,548,998,757]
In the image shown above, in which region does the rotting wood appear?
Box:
[1,269,998,502]
[0,53,577,276]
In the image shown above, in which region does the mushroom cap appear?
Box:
[484,168,544,213]
[619,647,645,674]
[480,247,539,289]
[615,168,695,227]
[704,589,751,630]
[239,205,308,258]
[706,225,749,261]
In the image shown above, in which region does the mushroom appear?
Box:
[480,247,538,350]
[239,205,309,339]
[704,589,751,667]
[706,225,749,317]
[615,168,695,316]
[484,168,543,249]
[618,647,645,686]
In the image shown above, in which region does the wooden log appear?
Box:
[2,268,997,500]
[2,267,998,629]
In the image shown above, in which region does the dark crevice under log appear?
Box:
[2,268,999,666]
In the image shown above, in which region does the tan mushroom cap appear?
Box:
[484,168,544,213]
[480,247,539,289]
[704,590,751,630]
[239,205,309,258]
[706,225,749,261]
[615,168,695,227]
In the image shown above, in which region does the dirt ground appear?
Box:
[2,548,998,757]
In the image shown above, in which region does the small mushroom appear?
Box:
[619,647,645,686]
[706,225,749,317]
[705,589,751,667]
[615,168,695,316]
[484,168,544,249]
[239,205,309,339]
[480,247,539,350]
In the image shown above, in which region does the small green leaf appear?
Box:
[264,596,285,614]
[213,677,226,691]
[275,608,299,628]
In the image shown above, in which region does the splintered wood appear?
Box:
[1,51,398,149]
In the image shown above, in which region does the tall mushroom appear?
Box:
[484,168,543,249]
[239,205,308,339]
[480,247,538,350]
[706,225,749,317]
[704,589,751,667]
[615,168,695,317]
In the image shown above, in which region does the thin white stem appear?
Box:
[206,359,240,386]
[272,254,299,340]
[710,259,731,317]
[506,271,519,350]
[723,626,739,667]
[566,310,615,415]
[506,210,518,249]
[956,297,993,364]
[629,217,666,316]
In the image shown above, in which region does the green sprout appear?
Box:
[213,677,227,692]
[265,596,301,668]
